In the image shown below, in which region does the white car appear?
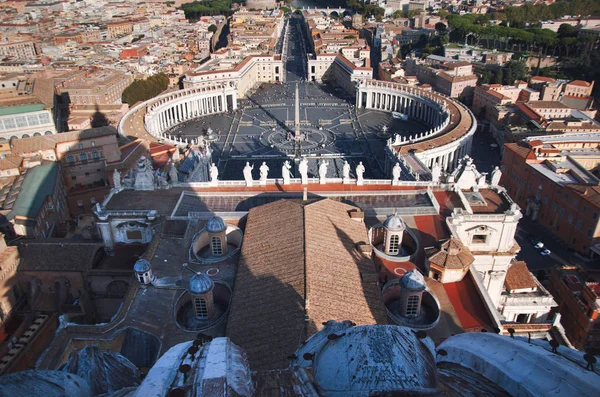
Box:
[534,241,544,249]
[540,249,551,256]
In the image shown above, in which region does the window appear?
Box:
[78,143,83,149]
[137,273,145,283]
[91,141,96,147]
[406,295,419,316]
[211,236,222,256]
[472,234,487,244]
[67,154,74,164]
[71,176,76,180]
[583,206,588,213]
[552,203,558,212]
[568,214,573,224]
[80,152,87,162]
[576,220,583,230]
[543,196,549,205]
[194,297,208,319]
[389,234,400,254]
[90,197,96,204]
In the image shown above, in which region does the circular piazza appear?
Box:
[119,78,476,181]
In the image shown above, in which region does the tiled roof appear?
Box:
[505,142,533,160]
[426,237,474,270]
[18,240,103,271]
[226,199,387,370]
[530,76,556,83]
[568,80,591,87]
[504,261,537,291]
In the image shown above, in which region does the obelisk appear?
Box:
[294,83,300,139]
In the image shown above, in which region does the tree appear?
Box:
[435,22,446,33]
[505,61,528,84]
[165,1,174,6]
[437,9,449,20]
[208,24,217,33]
[479,69,492,84]
[392,10,403,19]
[492,68,503,84]
[122,73,170,106]
[557,23,575,38]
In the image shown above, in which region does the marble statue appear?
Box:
[356,161,365,186]
[259,162,269,184]
[431,161,442,183]
[282,161,291,185]
[133,156,155,191]
[168,161,178,184]
[391,163,401,186]
[490,166,502,186]
[210,163,218,184]
[342,160,351,184]
[112,169,121,190]
[319,160,329,184]
[243,162,254,187]
[299,157,309,185]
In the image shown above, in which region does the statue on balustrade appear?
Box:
[299,157,309,185]
[356,161,365,186]
[282,161,292,185]
[243,162,254,187]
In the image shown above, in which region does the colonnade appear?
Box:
[363,90,444,127]
[357,79,476,176]
[142,83,238,139]
[421,140,472,173]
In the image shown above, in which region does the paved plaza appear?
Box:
[165,81,429,180]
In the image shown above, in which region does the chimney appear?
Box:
[303,187,307,201]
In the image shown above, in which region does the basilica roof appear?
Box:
[226,199,387,370]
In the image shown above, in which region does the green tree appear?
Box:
[392,10,403,19]
[479,69,492,84]
[435,22,446,33]
[557,23,575,38]
[122,73,170,106]
[208,24,217,33]
[492,68,503,84]
[505,61,528,85]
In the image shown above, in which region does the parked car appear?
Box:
[534,241,544,249]
[540,249,551,256]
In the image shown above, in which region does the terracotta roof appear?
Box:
[530,76,556,83]
[505,261,537,291]
[505,142,534,160]
[0,154,21,170]
[226,199,387,370]
[426,237,474,270]
[568,80,591,87]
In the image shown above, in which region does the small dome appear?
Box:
[189,273,214,295]
[400,270,426,291]
[133,259,151,273]
[206,216,227,233]
[383,214,405,232]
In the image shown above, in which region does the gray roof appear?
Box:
[18,240,104,271]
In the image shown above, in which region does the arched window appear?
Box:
[80,152,87,162]
[67,154,74,164]
[92,150,99,159]
[406,295,419,316]
[194,297,208,319]
[389,235,400,254]
[211,236,222,256]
